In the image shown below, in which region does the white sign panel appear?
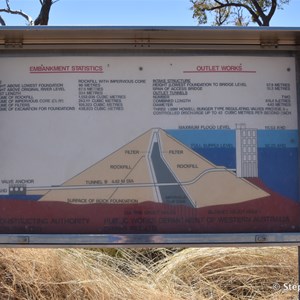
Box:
[0,55,298,234]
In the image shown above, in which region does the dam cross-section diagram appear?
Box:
[21,128,269,208]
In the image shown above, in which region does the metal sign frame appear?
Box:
[0,26,300,247]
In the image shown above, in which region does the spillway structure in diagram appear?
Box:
[26,128,269,208]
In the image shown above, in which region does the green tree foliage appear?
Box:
[191,0,290,26]
[0,0,58,26]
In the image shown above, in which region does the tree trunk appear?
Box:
[34,0,52,25]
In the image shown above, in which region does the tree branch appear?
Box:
[5,0,11,10]
[203,1,264,26]
[250,0,268,25]
[214,6,231,25]
[266,0,277,24]
[0,8,33,25]
[250,0,265,16]
[0,15,5,26]
[192,0,287,26]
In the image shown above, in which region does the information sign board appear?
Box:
[0,27,299,246]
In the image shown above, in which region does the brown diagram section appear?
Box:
[30,128,269,207]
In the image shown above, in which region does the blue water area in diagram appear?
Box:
[0,195,41,200]
[167,129,299,202]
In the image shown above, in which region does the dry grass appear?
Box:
[0,247,297,299]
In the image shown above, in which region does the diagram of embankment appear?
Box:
[26,128,269,208]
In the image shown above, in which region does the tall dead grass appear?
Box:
[0,247,297,299]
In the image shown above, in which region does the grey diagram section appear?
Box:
[150,142,194,207]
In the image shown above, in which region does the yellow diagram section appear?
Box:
[64,129,153,186]
[158,130,216,182]
[183,171,269,208]
[38,129,156,203]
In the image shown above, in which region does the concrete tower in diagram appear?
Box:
[236,124,258,178]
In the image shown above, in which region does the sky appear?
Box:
[1,0,300,27]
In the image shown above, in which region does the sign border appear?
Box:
[0,27,300,247]
[1,233,300,247]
